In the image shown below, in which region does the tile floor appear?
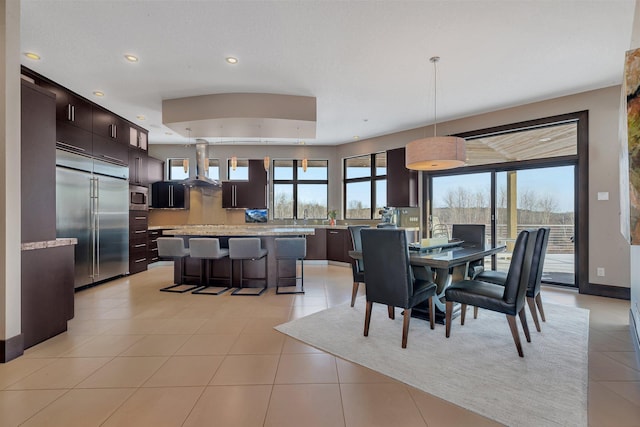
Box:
[0,262,638,426]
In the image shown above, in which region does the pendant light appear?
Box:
[405,56,466,170]
[230,137,237,171]
[184,127,191,173]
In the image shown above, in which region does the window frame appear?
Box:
[343,152,387,219]
[272,159,329,220]
[167,157,189,180]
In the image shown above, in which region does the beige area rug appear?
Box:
[275,300,589,427]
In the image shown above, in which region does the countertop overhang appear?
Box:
[161,225,316,236]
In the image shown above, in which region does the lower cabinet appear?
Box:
[326,228,352,263]
[148,229,161,264]
[22,245,74,349]
[305,228,327,260]
[129,211,148,274]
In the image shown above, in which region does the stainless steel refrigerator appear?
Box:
[56,149,129,289]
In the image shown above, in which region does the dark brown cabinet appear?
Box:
[151,181,189,209]
[222,160,267,208]
[148,229,161,264]
[93,106,127,145]
[21,80,57,242]
[93,134,129,165]
[37,80,93,133]
[386,147,418,207]
[305,228,327,260]
[129,125,148,151]
[129,148,148,185]
[129,212,148,274]
[326,228,352,263]
[147,156,164,184]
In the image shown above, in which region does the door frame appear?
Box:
[423,111,590,294]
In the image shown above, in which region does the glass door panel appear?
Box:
[431,172,492,270]
[495,166,575,286]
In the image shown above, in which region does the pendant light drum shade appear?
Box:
[405,136,466,170]
[405,56,466,171]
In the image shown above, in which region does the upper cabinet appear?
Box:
[386,147,418,207]
[222,159,267,209]
[37,80,93,133]
[93,107,128,145]
[129,126,148,151]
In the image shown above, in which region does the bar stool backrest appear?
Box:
[189,238,228,259]
[157,237,189,258]
[228,238,266,260]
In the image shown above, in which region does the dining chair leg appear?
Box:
[535,293,546,322]
[506,314,524,357]
[364,301,373,337]
[388,305,395,319]
[402,308,411,348]
[526,296,541,332]
[350,282,359,307]
[473,306,478,319]
[429,296,435,330]
[460,303,467,325]
[445,301,453,338]
[518,307,531,342]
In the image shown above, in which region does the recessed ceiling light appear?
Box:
[124,54,139,63]
[165,132,173,135]
[226,57,238,64]
[93,91,105,97]
[539,137,552,142]
[24,52,40,60]
[353,136,360,140]
[136,115,146,121]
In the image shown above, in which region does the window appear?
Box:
[207,159,220,180]
[344,152,387,219]
[273,159,328,219]
[227,159,249,180]
[168,158,189,180]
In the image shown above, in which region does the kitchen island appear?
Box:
[161,225,315,289]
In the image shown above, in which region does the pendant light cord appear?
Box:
[430,56,440,138]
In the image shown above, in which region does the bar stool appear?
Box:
[189,238,232,295]
[157,237,198,293]
[275,237,306,294]
[228,237,268,296]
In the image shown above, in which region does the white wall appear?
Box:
[0,0,21,346]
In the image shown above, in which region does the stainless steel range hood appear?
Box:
[183,140,221,187]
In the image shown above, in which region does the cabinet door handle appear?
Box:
[100,154,124,164]
[134,230,146,234]
[67,104,73,121]
[134,258,147,263]
[169,185,174,207]
[134,216,146,220]
[134,243,146,248]
[329,231,338,234]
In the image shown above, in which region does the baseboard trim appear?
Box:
[1,334,24,363]
[582,283,630,300]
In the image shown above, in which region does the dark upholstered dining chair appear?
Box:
[361,228,437,348]
[475,227,550,332]
[452,224,486,279]
[445,228,537,357]
[348,225,369,307]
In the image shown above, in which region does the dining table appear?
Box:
[348,243,506,323]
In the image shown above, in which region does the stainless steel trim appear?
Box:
[57,141,86,152]
[100,154,124,164]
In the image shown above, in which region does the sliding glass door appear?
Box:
[495,166,575,285]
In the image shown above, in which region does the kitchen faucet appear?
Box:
[303,209,308,225]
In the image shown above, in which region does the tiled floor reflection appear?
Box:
[0,262,637,426]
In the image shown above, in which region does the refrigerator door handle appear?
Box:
[90,177,97,279]
[95,177,100,278]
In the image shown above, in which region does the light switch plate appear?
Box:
[597,192,609,201]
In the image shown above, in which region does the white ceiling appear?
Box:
[20,0,636,146]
